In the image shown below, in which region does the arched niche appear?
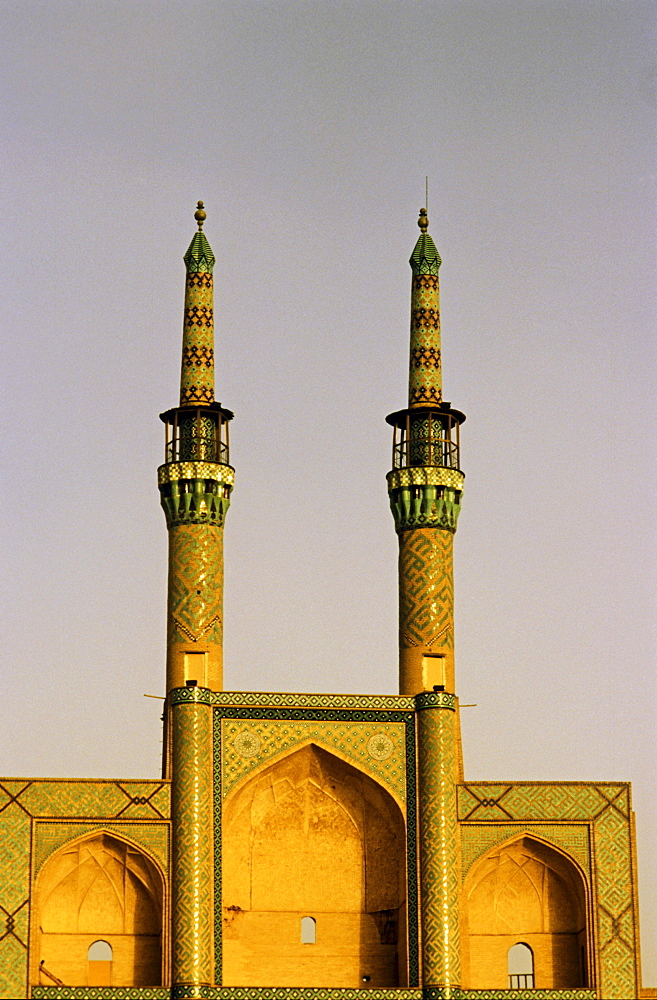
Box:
[222,742,407,987]
[32,832,164,988]
[460,835,590,990]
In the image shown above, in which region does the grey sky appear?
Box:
[2,0,655,981]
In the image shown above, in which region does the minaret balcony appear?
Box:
[386,404,465,472]
[160,403,233,466]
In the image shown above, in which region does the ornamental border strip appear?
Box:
[171,689,416,711]
[31,986,597,999]
[212,706,419,988]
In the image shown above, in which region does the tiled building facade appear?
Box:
[0,205,649,999]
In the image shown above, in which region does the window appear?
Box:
[508,942,534,989]
[88,941,113,987]
[300,916,316,944]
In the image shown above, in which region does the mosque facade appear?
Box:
[0,205,650,1000]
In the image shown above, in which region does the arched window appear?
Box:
[88,941,112,962]
[508,942,534,989]
[300,916,316,944]
[88,940,113,986]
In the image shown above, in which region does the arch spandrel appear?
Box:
[221,717,408,807]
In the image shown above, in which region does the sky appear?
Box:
[1,0,655,983]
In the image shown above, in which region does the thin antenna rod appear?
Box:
[425,176,429,213]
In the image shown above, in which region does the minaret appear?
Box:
[160,204,233,992]
[158,201,234,693]
[386,207,465,696]
[386,209,465,992]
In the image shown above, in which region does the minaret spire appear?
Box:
[180,200,216,406]
[408,207,442,408]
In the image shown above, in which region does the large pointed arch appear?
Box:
[31,830,165,988]
[221,742,408,987]
[460,833,592,990]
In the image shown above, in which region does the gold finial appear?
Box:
[418,207,429,233]
[194,200,207,230]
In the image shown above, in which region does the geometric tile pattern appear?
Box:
[167,523,224,646]
[408,244,441,408]
[172,701,215,987]
[459,781,639,999]
[180,231,215,407]
[399,528,454,651]
[221,718,407,802]
[30,989,597,1000]
[32,990,170,999]
[387,468,464,491]
[171,688,417,712]
[460,823,591,881]
[417,703,460,988]
[158,462,235,487]
[212,705,420,989]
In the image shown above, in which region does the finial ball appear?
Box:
[418,207,429,233]
[194,200,207,229]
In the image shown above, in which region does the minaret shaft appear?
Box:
[399,526,455,695]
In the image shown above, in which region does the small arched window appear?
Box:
[508,942,534,989]
[88,940,113,986]
[300,916,316,944]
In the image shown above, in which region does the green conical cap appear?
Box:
[184,230,215,274]
[410,232,441,276]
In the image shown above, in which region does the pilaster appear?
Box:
[171,690,215,993]
[416,691,461,993]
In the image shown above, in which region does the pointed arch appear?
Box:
[460,833,591,990]
[222,742,408,988]
[32,830,165,988]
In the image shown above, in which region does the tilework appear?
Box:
[33,990,169,999]
[458,782,639,998]
[184,232,215,274]
[415,692,456,712]
[417,706,460,987]
[167,524,224,646]
[408,272,441,407]
[387,468,464,491]
[172,701,214,985]
[0,934,27,999]
[221,719,407,802]
[399,529,454,651]
[594,802,639,999]
[410,232,441,276]
[160,477,232,529]
[460,823,591,881]
[388,481,461,534]
[21,780,169,820]
[0,797,31,999]
[33,821,170,876]
[30,990,596,1000]
[158,462,235,486]
[170,689,417,711]
[180,239,215,405]
[212,706,420,988]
